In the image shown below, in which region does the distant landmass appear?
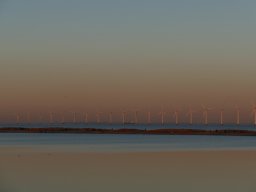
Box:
[0,127,256,136]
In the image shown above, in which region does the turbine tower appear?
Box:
[109,112,113,124]
[16,113,20,124]
[252,104,256,126]
[122,111,127,125]
[159,108,165,125]
[81,112,85,123]
[147,111,151,125]
[39,113,43,123]
[96,112,102,124]
[61,112,65,124]
[85,112,88,123]
[49,112,53,124]
[188,107,196,125]
[202,105,212,126]
[174,109,179,125]
[72,112,77,123]
[27,112,31,124]
[220,108,224,126]
[235,105,240,126]
[134,110,139,124]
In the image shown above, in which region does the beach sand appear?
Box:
[0,147,256,192]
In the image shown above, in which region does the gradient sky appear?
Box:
[0,0,256,122]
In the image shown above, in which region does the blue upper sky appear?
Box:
[1,0,256,57]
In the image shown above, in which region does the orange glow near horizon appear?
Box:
[1,1,256,123]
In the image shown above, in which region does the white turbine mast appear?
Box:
[252,103,256,126]
[134,109,139,124]
[188,106,196,125]
[72,112,77,123]
[122,111,127,125]
[147,111,151,124]
[39,113,43,123]
[49,112,53,124]
[109,112,113,124]
[202,105,212,125]
[235,105,240,125]
[220,108,224,126]
[61,112,65,124]
[85,112,88,123]
[173,109,180,125]
[81,112,85,123]
[159,107,165,125]
[16,113,20,124]
[96,112,102,124]
[27,112,31,124]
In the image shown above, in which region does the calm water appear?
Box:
[0,123,255,152]
[0,132,256,152]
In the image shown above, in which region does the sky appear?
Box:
[0,0,256,123]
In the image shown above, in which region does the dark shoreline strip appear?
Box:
[0,128,256,136]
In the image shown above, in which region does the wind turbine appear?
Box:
[96,112,102,124]
[159,107,165,125]
[61,112,65,124]
[83,112,88,124]
[39,113,43,124]
[109,112,113,124]
[235,105,240,126]
[173,109,180,125]
[122,111,127,125]
[72,112,77,123]
[188,107,196,125]
[27,112,31,124]
[134,109,139,124]
[147,111,151,125]
[220,108,224,126]
[202,105,212,126]
[16,113,20,124]
[252,104,256,126]
[49,112,53,124]
[80,112,85,123]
